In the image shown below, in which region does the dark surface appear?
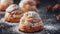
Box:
[0,0,60,34]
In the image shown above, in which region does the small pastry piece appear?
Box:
[19,0,37,12]
[19,11,44,32]
[52,4,60,11]
[5,4,24,23]
[0,0,13,11]
[56,15,60,21]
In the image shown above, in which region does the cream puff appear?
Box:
[19,11,44,32]
[47,5,52,10]
[52,4,60,11]
[5,4,24,23]
[19,0,37,12]
[0,0,13,11]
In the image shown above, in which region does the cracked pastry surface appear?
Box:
[5,4,24,23]
[19,11,44,32]
[0,0,13,11]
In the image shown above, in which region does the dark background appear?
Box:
[14,0,60,5]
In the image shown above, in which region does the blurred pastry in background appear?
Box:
[46,4,53,12]
[52,4,60,11]
[19,11,44,32]
[19,0,37,12]
[46,4,60,12]
[47,5,52,10]
[5,4,24,23]
[0,0,13,11]
[56,14,60,21]
[35,0,40,5]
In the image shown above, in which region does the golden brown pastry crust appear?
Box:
[19,0,37,12]
[5,4,24,23]
[19,12,44,32]
[19,24,44,32]
[5,11,23,23]
[52,4,60,11]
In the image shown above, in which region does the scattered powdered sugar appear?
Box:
[0,18,19,26]
[0,18,5,23]
[45,25,59,30]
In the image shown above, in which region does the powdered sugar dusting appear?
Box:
[20,11,43,27]
[6,4,19,12]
